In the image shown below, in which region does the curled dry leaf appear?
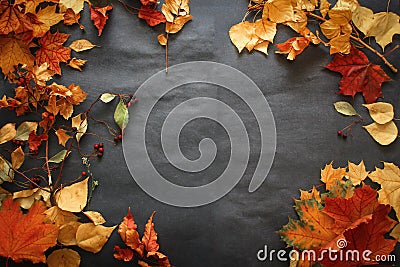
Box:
[142,211,160,252]
[276,37,310,60]
[333,101,357,116]
[68,58,87,71]
[76,223,116,253]
[0,123,16,144]
[363,121,398,146]
[114,245,134,262]
[55,177,88,212]
[11,146,24,170]
[69,39,98,52]
[43,206,79,226]
[100,93,116,103]
[90,4,113,36]
[58,221,81,246]
[49,150,71,163]
[83,211,106,225]
[0,155,14,184]
[71,113,88,142]
[47,248,81,267]
[363,102,394,124]
[118,207,142,254]
[13,187,51,209]
[166,15,192,34]
[158,34,168,46]
[138,5,166,27]
[55,128,72,147]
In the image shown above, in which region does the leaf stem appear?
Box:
[45,139,51,186]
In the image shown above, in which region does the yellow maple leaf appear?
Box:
[0,36,34,76]
[320,162,346,190]
[369,162,400,221]
[33,6,64,37]
[55,128,72,147]
[346,161,369,186]
[366,12,400,51]
[59,0,85,13]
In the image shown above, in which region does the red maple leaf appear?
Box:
[138,5,166,27]
[325,46,390,104]
[0,198,58,264]
[28,130,48,151]
[90,4,113,36]
[140,0,158,5]
[35,31,71,74]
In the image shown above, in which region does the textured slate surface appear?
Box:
[0,0,399,266]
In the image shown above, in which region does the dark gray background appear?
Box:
[1,0,399,266]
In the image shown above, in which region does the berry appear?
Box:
[98,147,104,153]
[23,106,29,111]
[118,134,122,140]
[126,102,131,108]
[114,136,119,142]
[11,100,17,107]
[94,143,99,149]
[12,140,16,144]
[17,81,22,86]
[97,152,103,158]
[49,115,54,121]
[81,171,87,177]
[337,130,342,136]
[99,142,104,148]
[19,77,25,83]
[343,134,348,139]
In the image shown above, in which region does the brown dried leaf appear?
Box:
[83,211,106,225]
[58,221,81,246]
[55,178,88,212]
[11,146,24,169]
[69,39,98,52]
[0,123,16,144]
[76,223,116,253]
[47,248,80,267]
[67,58,87,72]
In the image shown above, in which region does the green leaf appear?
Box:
[49,150,71,163]
[114,99,129,130]
[15,122,38,141]
[0,155,14,184]
[100,93,116,103]
[333,101,357,116]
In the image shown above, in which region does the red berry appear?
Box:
[23,106,29,111]
[118,134,122,140]
[49,115,54,120]
[19,77,25,83]
[99,143,104,148]
[81,171,87,176]
[343,134,348,139]
[98,147,104,153]
[17,81,22,86]
[114,136,119,142]
[94,143,99,149]
[337,130,342,136]
[97,152,103,158]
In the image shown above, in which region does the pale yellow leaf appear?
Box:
[11,147,24,170]
[363,102,394,124]
[13,188,51,209]
[71,113,88,142]
[263,0,294,23]
[83,211,106,225]
[352,6,374,35]
[255,18,277,42]
[59,0,84,13]
[229,21,254,53]
[366,12,400,50]
[76,223,116,253]
[254,41,270,55]
[68,58,87,72]
[346,161,369,186]
[69,39,98,52]
[55,178,88,212]
[43,206,79,226]
[363,121,398,146]
[0,123,16,144]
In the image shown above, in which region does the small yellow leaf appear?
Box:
[58,222,81,246]
[83,211,106,225]
[346,161,369,186]
[363,121,398,146]
[166,15,192,34]
[55,178,88,212]
[68,58,87,72]
[47,249,81,267]
[157,34,168,46]
[11,147,24,170]
[363,102,394,124]
[320,162,346,190]
[229,21,254,53]
[0,123,16,144]
[263,0,294,23]
[55,128,72,147]
[69,39,98,52]
[76,223,116,253]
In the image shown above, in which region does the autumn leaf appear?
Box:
[59,0,85,13]
[83,211,106,225]
[262,0,294,23]
[43,206,79,226]
[69,39,98,52]
[118,207,143,255]
[49,150,70,163]
[36,32,71,75]
[63,8,84,29]
[33,6,64,37]
[0,123,16,144]
[31,63,54,87]
[320,162,346,190]
[114,98,129,130]
[58,221,81,246]
[76,223,116,253]
[346,160,368,186]
[325,46,390,104]
[363,102,394,124]
[333,101,357,116]
[142,212,160,253]
[0,36,35,76]
[55,177,88,212]
[0,2,33,35]
[0,187,10,208]
[138,5,166,27]
[47,248,81,267]
[0,155,14,183]
[55,128,72,147]
[11,146,24,169]
[369,162,400,221]
[90,4,113,36]
[28,130,48,151]
[229,21,255,53]
[68,58,87,71]
[100,93,116,103]
[363,121,398,146]
[114,246,134,262]
[0,198,58,264]
[299,186,321,203]
[276,37,310,60]
[71,113,88,141]
[13,187,51,209]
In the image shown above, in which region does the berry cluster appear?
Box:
[114,132,123,142]
[29,176,41,189]
[94,142,104,158]
[337,130,347,139]
[12,139,26,147]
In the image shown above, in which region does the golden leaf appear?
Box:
[363,102,394,125]
[58,222,81,246]
[296,0,318,12]
[363,121,398,146]
[320,0,331,18]
[346,161,369,186]
[329,34,351,54]
[366,12,400,51]
[352,6,374,35]
[328,7,352,25]
[0,36,34,76]
[76,223,116,253]
[47,248,81,267]
[68,58,87,72]
[255,18,277,42]
[369,162,400,221]
[334,0,359,12]
[11,147,24,170]
[229,21,254,53]
[34,6,64,37]
[157,34,167,46]
[320,162,346,190]
[166,15,192,34]
[285,10,308,33]
[263,0,294,23]
[71,113,88,142]
[83,211,106,225]
[64,8,82,26]
[55,128,72,147]
[299,186,321,202]
[0,123,16,144]
[31,63,54,87]
[69,39,98,52]
[55,178,88,212]
[254,41,270,55]
[59,0,85,13]
[13,188,51,209]
[43,206,79,226]
[320,20,352,39]
[390,223,400,241]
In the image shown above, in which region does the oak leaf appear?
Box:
[90,4,113,36]
[363,121,398,146]
[138,5,166,27]
[276,37,310,60]
[325,46,390,104]
[369,162,400,221]
[0,198,58,264]
[36,32,71,75]
[0,36,35,76]
[47,248,81,267]
[76,223,116,253]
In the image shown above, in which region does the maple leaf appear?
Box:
[0,36,34,76]
[138,5,166,27]
[320,162,346,190]
[33,6,64,37]
[0,2,33,35]
[325,46,391,104]
[369,162,400,221]
[346,160,368,186]
[27,130,48,151]
[276,37,310,60]
[90,4,113,36]
[36,32,71,75]
[63,8,83,28]
[0,198,58,264]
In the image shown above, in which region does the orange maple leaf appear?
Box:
[0,198,58,264]
[89,4,112,36]
[0,2,33,35]
[0,36,34,76]
[36,31,71,74]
